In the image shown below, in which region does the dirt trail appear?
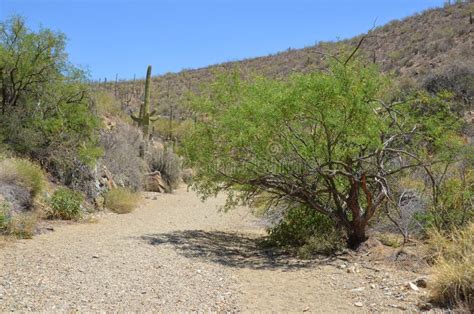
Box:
[1,187,423,312]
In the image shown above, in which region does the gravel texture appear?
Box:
[1,187,427,312]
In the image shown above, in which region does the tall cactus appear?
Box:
[131,65,159,139]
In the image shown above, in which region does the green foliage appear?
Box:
[0,16,101,182]
[417,166,473,234]
[49,187,83,220]
[183,59,463,247]
[266,206,345,256]
[131,65,159,138]
[104,187,140,214]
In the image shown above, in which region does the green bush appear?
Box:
[266,206,345,257]
[49,187,84,220]
[104,187,140,214]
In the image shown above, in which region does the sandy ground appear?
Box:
[1,187,427,312]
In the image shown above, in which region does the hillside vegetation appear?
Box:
[103,3,472,126]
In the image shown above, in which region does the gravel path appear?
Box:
[1,187,424,312]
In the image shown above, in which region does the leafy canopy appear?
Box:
[183,60,463,247]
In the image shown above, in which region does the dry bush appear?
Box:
[104,187,140,214]
[100,122,148,191]
[0,158,45,198]
[427,223,473,311]
[148,144,182,190]
[1,202,38,239]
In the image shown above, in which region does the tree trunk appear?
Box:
[346,221,367,250]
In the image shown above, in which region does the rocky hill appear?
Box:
[103,2,472,120]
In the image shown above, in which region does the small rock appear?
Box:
[302,306,310,312]
[407,282,419,291]
[46,226,54,231]
[92,255,99,259]
[351,287,365,292]
[354,302,363,307]
[370,284,377,289]
[388,304,407,310]
[338,264,347,269]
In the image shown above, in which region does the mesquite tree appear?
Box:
[183,60,462,248]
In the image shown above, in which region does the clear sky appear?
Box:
[1,0,444,80]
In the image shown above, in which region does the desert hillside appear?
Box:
[106,3,472,119]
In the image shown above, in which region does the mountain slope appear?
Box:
[107,2,472,119]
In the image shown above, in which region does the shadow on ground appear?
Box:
[140,230,333,270]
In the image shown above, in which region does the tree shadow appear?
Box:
[140,230,334,270]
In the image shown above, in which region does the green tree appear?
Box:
[0,16,101,174]
[183,60,462,248]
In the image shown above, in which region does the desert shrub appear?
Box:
[427,223,473,311]
[422,63,474,106]
[266,206,345,257]
[152,117,194,142]
[49,187,84,220]
[0,16,102,188]
[1,203,38,239]
[0,202,9,232]
[93,90,125,118]
[0,158,45,198]
[416,165,473,234]
[100,122,148,191]
[5,213,38,239]
[104,187,140,214]
[149,145,182,190]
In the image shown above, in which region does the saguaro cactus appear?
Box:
[131,65,159,139]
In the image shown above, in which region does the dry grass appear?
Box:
[104,187,140,214]
[3,212,38,239]
[0,158,45,198]
[427,223,473,311]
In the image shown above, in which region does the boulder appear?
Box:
[145,171,168,193]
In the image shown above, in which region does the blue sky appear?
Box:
[1,0,443,80]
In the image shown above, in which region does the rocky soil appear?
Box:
[1,187,431,312]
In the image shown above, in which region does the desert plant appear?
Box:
[131,65,160,139]
[183,60,463,248]
[3,212,38,239]
[427,223,473,311]
[148,144,182,191]
[0,158,45,198]
[104,187,140,214]
[0,16,102,189]
[0,202,9,233]
[49,187,84,220]
[100,122,148,191]
[265,205,345,257]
